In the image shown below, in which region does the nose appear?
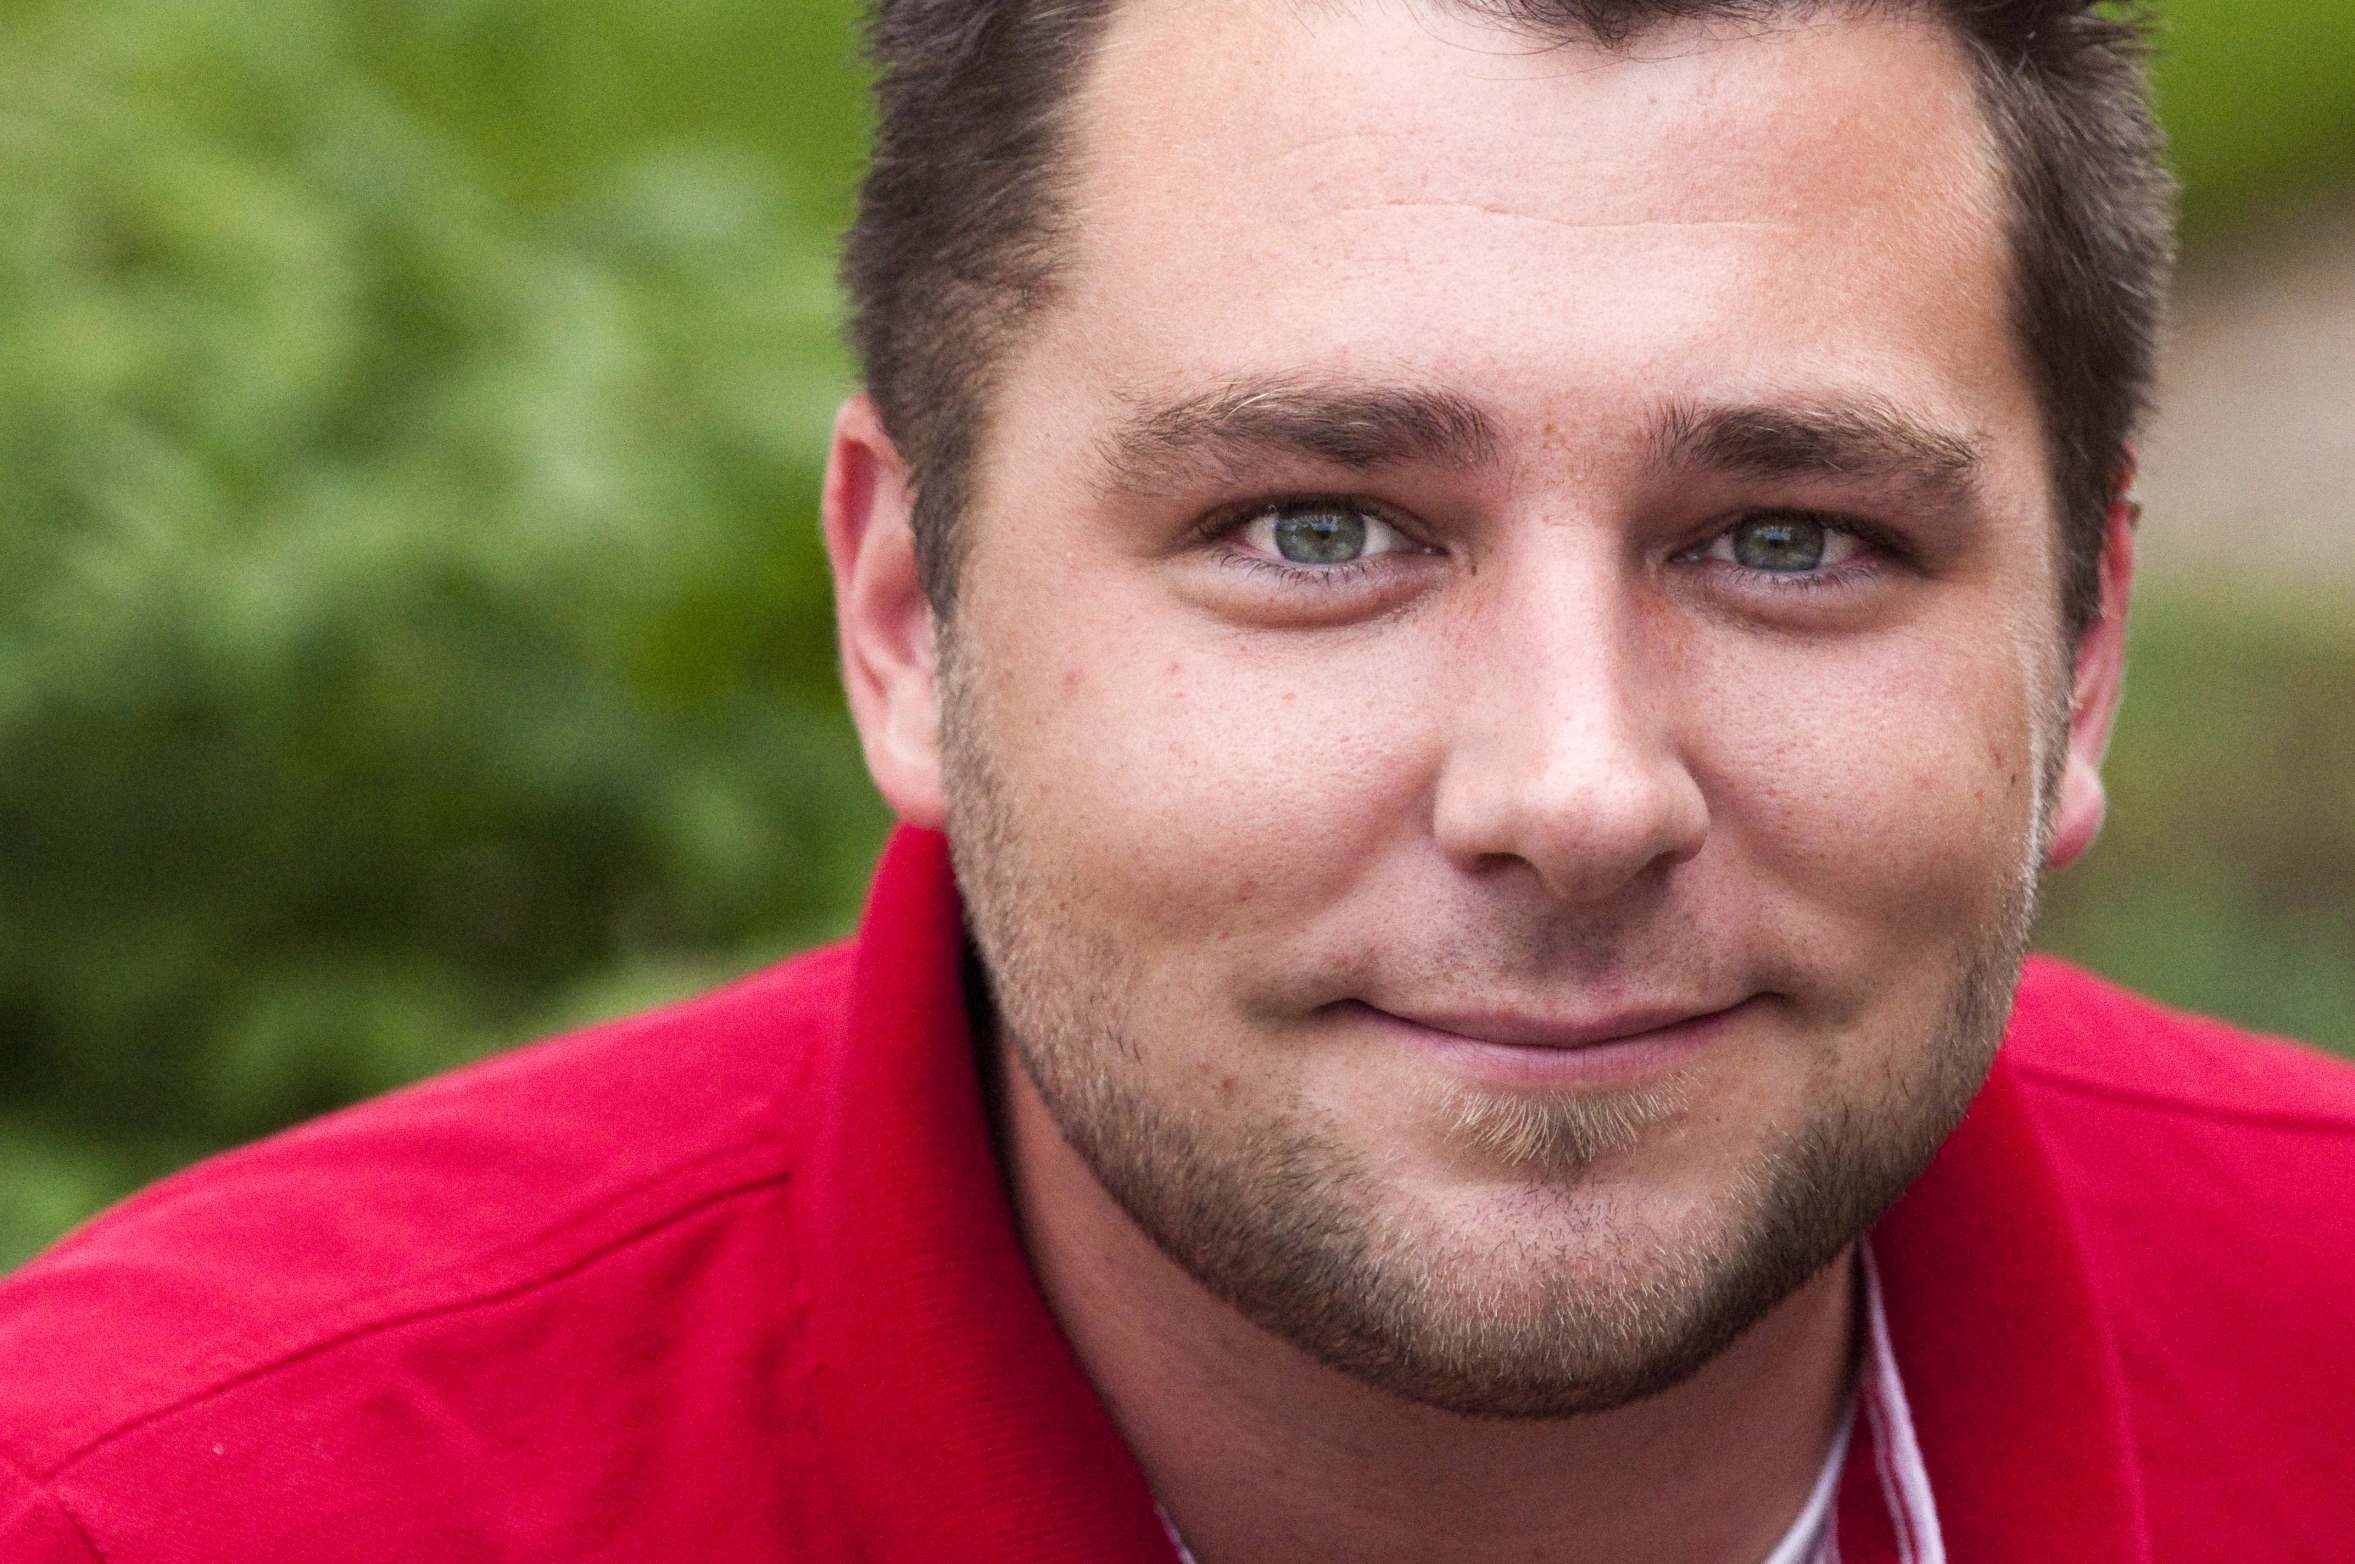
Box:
[1430,551,1710,906]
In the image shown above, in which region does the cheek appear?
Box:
[966,577,1439,943]
[1689,622,2045,955]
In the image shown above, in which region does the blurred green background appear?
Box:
[1,0,2349,1266]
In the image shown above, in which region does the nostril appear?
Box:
[1435,748,1709,908]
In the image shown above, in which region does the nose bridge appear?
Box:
[1432,533,1708,899]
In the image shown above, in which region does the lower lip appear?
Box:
[1351,1000,1755,1090]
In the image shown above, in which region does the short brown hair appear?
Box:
[842,0,2175,635]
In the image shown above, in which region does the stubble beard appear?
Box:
[941,646,2051,1420]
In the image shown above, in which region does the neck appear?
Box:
[999,1049,1857,1564]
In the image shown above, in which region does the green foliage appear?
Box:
[0,0,885,1265]
[2155,0,2355,234]
[1,0,2351,1270]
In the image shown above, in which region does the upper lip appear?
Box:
[1364,997,1752,1051]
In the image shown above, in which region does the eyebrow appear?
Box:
[1103,379,1502,492]
[1098,382,1985,510]
[1656,397,1986,506]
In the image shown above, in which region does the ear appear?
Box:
[824,394,948,830]
[2045,473,2138,870]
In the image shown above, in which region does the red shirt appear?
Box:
[3,827,2352,1561]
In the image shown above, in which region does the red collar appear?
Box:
[1858,1002,2149,1560]
[799,827,2148,1562]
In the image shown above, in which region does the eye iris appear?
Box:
[1732,516,1827,572]
[1272,509,1368,565]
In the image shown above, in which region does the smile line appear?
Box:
[1360,996,1759,1052]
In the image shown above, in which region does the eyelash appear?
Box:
[1224,553,1385,588]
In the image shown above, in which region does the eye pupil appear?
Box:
[1272,509,1368,565]
[1732,516,1827,572]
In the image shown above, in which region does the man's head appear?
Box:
[825,0,2167,1417]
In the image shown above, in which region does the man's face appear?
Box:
[932,2,2066,1414]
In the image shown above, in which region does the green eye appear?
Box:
[1272,508,1370,564]
[1730,515,1828,572]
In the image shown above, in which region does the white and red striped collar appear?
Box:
[1825,1242,1944,1564]
[1762,1382,1849,1564]
[1669,1241,1949,1564]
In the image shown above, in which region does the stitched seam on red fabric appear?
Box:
[0,1444,107,1564]
[32,1160,795,1483]
[19,1129,787,1471]
[29,956,843,1276]
[775,1201,864,1562]
[2008,1063,2355,1135]
[51,1499,105,1564]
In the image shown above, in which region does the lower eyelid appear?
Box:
[1701,557,1883,596]
[1211,546,1438,597]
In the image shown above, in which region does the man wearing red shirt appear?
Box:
[4,1,2353,1560]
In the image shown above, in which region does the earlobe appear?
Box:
[2046,757,2108,871]
[2045,488,2138,871]
[823,395,949,830]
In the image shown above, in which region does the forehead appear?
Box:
[997,0,2026,474]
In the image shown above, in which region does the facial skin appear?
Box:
[828,3,2134,1559]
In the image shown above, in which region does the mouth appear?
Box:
[1347,995,1762,1089]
